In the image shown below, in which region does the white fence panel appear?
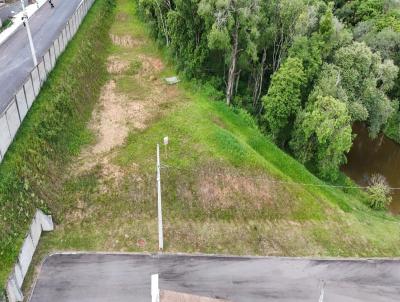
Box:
[13,265,24,289]
[5,101,20,139]
[62,28,67,45]
[58,35,64,53]
[54,39,60,59]
[68,20,73,38]
[44,51,52,74]
[6,210,54,302]
[31,68,41,96]
[38,61,46,84]
[0,114,11,157]
[6,277,23,302]
[15,89,28,121]
[23,79,35,109]
[74,13,78,33]
[18,235,35,277]
[66,22,71,41]
[30,217,42,248]
[50,45,56,67]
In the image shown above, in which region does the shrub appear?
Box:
[366,174,392,210]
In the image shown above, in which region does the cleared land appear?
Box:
[32,0,400,259]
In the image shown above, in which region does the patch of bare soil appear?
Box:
[137,54,164,75]
[161,290,230,302]
[180,164,277,211]
[72,50,177,189]
[110,34,143,48]
[73,78,149,184]
[107,56,130,74]
[64,199,95,223]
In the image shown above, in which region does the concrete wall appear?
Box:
[0,0,95,164]
[2,0,97,297]
[5,210,54,302]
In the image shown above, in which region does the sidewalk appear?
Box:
[0,0,47,46]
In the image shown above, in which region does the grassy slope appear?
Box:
[4,0,400,294]
[30,0,400,263]
[0,0,114,289]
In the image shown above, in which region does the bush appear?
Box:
[366,174,392,210]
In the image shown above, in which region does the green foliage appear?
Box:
[291,95,353,181]
[366,174,392,210]
[167,0,209,77]
[0,19,12,33]
[0,0,114,286]
[384,100,400,142]
[333,42,398,137]
[134,0,400,203]
[262,58,306,143]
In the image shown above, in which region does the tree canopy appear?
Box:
[135,0,400,181]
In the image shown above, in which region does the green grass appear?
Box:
[3,0,400,296]
[0,0,115,289]
[28,0,400,262]
[0,19,12,33]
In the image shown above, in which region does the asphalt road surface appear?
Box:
[29,253,400,302]
[0,0,83,113]
[0,1,31,22]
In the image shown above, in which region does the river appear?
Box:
[342,123,400,215]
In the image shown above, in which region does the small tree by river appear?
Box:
[366,174,392,210]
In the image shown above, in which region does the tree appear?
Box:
[262,57,306,143]
[290,95,353,181]
[198,0,261,105]
[268,0,306,72]
[137,0,173,45]
[333,42,398,137]
[167,0,209,77]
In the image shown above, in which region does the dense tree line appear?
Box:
[135,0,400,181]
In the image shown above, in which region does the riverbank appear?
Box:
[343,123,400,215]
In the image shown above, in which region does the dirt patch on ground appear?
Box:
[161,290,230,302]
[91,80,131,154]
[175,164,278,212]
[107,56,130,74]
[73,52,176,183]
[137,54,164,74]
[117,12,129,21]
[65,199,95,223]
[110,34,143,48]
[72,78,150,184]
[196,169,275,211]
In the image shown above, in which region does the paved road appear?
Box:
[0,0,82,113]
[0,1,28,22]
[29,253,400,302]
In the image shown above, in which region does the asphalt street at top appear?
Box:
[0,0,82,113]
[0,1,27,22]
[29,253,400,302]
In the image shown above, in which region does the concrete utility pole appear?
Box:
[20,0,38,66]
[157,144,164,251]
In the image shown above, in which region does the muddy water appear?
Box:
[342,123,400,215]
